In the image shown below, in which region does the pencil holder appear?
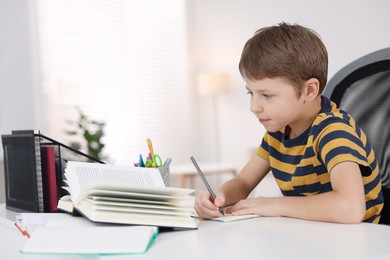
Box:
[158,165,170,187]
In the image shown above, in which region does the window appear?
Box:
[34,0,193,164]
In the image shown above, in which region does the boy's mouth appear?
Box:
[259,118,270,124]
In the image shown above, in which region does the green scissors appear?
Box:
[145,154,162,168]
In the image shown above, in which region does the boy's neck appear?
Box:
[287,96,323,139]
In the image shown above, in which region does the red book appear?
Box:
[41,146,58,212]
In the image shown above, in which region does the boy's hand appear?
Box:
[225,197,280,217]
[194,190,225,218]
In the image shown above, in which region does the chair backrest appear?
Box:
[323,47,390,189]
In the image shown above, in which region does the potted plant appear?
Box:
[66,108,108,162]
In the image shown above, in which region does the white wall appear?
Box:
[189,0,390,169]
[1,0,390,170]
[0,0,42,160]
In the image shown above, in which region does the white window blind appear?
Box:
[34,0,193,164]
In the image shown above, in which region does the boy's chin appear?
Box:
[264,126,284,133]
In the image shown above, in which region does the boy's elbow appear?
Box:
[345,210,365,224]
[341,203,366,224]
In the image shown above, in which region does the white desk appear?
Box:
[170,162,238,188]
[2,204,390,259]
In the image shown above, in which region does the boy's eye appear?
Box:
[263,94,273,99]
[246,91,253,95]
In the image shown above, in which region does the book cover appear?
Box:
[41,146,58,212]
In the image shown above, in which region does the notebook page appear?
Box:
[206,214,261,223]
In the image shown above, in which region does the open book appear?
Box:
[21,214,158,255]
[58,161,198,230]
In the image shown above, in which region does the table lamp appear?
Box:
[197,72,230,162]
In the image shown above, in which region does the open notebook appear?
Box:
[191,211,261,223]
[21,214,158,255]
[206,214,261,222]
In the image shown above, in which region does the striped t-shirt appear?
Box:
[257,96,383,223]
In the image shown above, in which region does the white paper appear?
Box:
[207,214,261,223]
[21,225,158,255]
[15,213,59,235]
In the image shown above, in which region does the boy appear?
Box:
[194,22,383,224]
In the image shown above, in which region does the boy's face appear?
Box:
[246,77,306,133]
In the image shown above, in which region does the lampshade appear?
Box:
[197,73,230,96]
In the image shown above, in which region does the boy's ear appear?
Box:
[303,78,320,101]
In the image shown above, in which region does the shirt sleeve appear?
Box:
[314,118,371,173]
[256,133,270,161]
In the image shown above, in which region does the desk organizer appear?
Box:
[1,130,103,212]
[158,164,170,187]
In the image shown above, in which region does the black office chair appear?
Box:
[323,47,390,224]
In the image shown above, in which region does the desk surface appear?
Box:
[2,204,390,260]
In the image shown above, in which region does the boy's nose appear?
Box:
[250,99,263,113]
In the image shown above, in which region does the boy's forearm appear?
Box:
[275,191,366,224]
[218,177,253,207]
[219,154,270,207]
[275,163,366,224]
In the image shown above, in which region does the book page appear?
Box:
[82,189,187,201]
[76,182,194,203]
[65,161,166,201]
[86,198,193,212]
[89,195,190,206]
[76,201,198,229]
[57,195,74,213]
[84,200,193,217]
[87,182,194,196]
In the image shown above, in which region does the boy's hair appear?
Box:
[239,22,328,95]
